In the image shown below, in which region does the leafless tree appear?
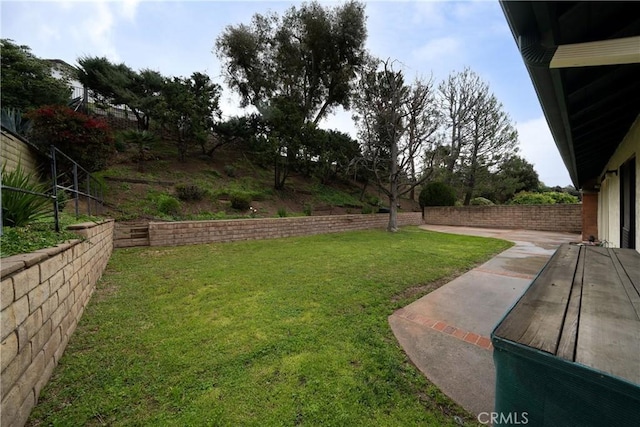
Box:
[353,59,439,232]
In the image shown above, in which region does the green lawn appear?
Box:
[29,227,511,426]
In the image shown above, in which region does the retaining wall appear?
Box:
[0,220,114,427]
[149,212,424,247]
[1,130,41,176]
[423,205,581,233]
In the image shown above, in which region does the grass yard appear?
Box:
[28,227,511,426]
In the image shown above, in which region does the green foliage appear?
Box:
[216,1,366,120]
[548,191,579,204]
[365,194,380,206]
[419,182,456,207]
[303,204,313,216]
[224,165,237,177]
[120,129,157,150]
[509,191,555,205]
[230,192,252,210]
[277,206,288,217]
[1,164,52,227]
[470,197,494,206]
[119,130,158,171]
[1,108,32,136]
[307,128,361,182]
[114,139,127,153]
[216,1,367,188]
[477,155,540,204]
[175,184,207,201]
[0,213,94,257]
[156,194,181,215]
[77,56,164,131]
[0,39,71,110]
[27,105,115,171]
[154,72,222,161]
[314,184,362,208]
[509,191,578,205]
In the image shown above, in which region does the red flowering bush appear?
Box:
[27,105,114,171]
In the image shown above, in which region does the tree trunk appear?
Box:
[388,190,398,232]
[388,133,399,232]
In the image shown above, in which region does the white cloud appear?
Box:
[411,36,461,63]
[411,1,447,28]
[120,0,140,22]
[517,117,573,187]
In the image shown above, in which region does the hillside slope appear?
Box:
[93,140,420,221]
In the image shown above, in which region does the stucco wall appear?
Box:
[423,205,581,234]
[1,130,41,176]
[598,114,640,251]
[149,213,424,247]
[0,220,114,427]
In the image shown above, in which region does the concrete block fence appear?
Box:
[423,205,581,234]
[149,212,425,247]
[0,220,114,427]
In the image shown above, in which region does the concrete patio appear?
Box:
[389,225,581,416]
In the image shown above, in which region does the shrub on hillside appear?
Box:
[230,192,252,210]
[27,105,114,171]
[156,194,181,216]
[419,182,456,207]
[175,184,207,201]
[224,165,237,177]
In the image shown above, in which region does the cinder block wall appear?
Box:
[0,220,114,427]
[149,213,424,247]
[1,130,40,175]
[423,205,581,233]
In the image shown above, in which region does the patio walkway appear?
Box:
[389,225,581,416]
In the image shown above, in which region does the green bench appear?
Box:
[492,244,640,426]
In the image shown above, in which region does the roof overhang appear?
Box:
[500,1,640,189]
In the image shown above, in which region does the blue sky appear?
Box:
[1,0,572,186]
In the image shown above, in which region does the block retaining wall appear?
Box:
[1,130,40,176]
[0,220,114,427]
[423,205,581,234]
[149,212,424,247]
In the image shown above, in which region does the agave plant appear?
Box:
[1,163,52,227]
[0,108,32,136]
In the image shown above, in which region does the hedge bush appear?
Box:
[510,191,579,205]
[156,194,181,216]
[230,192,252,210]
[175,184,207,201]
[419,182,456,207]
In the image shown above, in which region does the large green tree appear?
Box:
[77,56,165,131]
[216,0,367,189]
[154,72,221,161]
[0,39,71,110]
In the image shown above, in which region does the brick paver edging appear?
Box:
[393,308,493,350]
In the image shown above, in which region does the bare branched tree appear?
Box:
[353,59,439,232]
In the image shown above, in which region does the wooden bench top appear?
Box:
[493,244,640,385]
